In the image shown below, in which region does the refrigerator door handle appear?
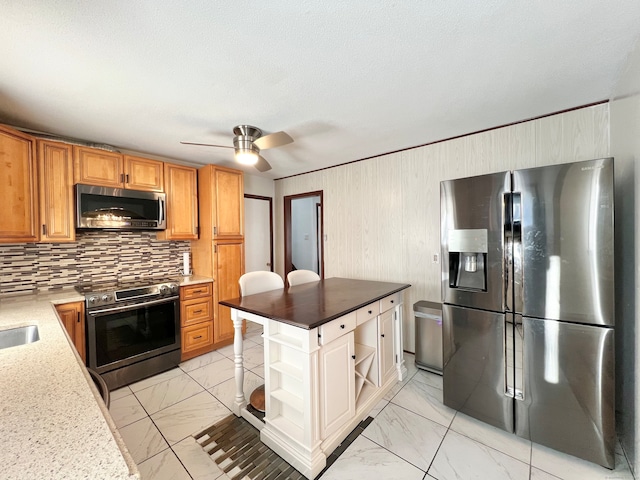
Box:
[514,314,524,400]
[505,314,515,398]
[504,193,513,312]
[512,193,523,314]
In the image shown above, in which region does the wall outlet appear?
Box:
[432,253,439,264]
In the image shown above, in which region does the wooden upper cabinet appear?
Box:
[0,125,38,243]
[214,167,244,238]
[73,146,124,188]
[73,146,164,191]
[123,155,164,192]
[157,163,198,240]
[197,165,244,240]
[38,140,75,242]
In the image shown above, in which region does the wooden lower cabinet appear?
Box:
[54,302,86,363]
[180,282,214,361]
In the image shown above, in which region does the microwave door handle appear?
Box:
[159,198,165,223]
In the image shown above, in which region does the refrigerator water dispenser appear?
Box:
[448,229,488,291]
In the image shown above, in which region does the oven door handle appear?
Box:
[88,296,179,315]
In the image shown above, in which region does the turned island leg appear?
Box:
[231,309,246,415]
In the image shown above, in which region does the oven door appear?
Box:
[86,296,180,375]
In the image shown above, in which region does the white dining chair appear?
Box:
[239,271,284,296]
[287,269,321,287]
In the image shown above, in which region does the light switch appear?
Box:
[432,253,439,264]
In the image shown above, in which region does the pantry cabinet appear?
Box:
[37,140,75,242]
[0,125,38,243]
[180,281,214,361]
[157,163,198,240]
[191,165,245,350]
[73,147,164,191]
[55,301,86,362]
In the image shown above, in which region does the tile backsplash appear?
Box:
[0,231,190,296]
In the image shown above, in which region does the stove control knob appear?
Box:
[159,285,169,295]
[169,283,179,294]
[101,294,111,303]
[88,296,98,305]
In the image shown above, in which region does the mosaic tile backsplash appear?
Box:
[0,231,191,297]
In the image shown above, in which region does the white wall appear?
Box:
[274,104,610,353]
[244,172,275,197]
[610,36,640,475]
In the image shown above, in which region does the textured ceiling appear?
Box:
[1,1,639,179]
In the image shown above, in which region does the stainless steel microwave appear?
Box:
[75,184,166,230]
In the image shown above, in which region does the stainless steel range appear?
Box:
[76,278,181,391]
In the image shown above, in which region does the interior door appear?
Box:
[244,195,273,272]
[442,304,513,433]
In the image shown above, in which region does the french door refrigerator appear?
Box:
[440,157,615,468]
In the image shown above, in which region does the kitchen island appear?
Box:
[220,277,410,479]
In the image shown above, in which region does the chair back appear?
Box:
[239,271,284,296]
[287,269,321,287]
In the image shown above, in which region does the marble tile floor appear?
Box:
[109,323,635,480]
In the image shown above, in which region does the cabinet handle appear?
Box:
[213,226,217,235]
[125,174,129,183]
[42,224,47,235]
[193,310,203,314]
[340,324,345,329]
[390,300,394,304]
[194,335,203,339]
[77,312,81,323]
[120,173,125,183]
[192,289,203,294]
[351,355,356,360]
[381,334,385,338]
[368,310,372,314]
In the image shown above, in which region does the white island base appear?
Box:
[228,291,406,479]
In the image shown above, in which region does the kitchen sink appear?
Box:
[0,325,40,350]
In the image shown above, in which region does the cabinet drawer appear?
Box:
[180,282,212,300]
[182,297,213,327]
[318,312,356,346]
[356,302,378,326]
[380,293,401,313]
[182,322,213,353]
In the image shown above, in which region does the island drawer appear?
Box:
[318,312,356,345]
[356,303,378,325]
[380,292,401,313]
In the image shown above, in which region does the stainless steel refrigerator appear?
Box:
[440,157,615,468]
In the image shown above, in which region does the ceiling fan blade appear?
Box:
[253,131,293,150]
[180,141,233,149]
[255,155,272,172]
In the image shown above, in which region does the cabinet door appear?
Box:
[213,167,244,238]
[214,241,244,344]
[73,146,124,188]
[38,140,75,242]
[159,163,198,240]
[0,125,38,243]
[378,308,395,386]
[319,331,355,439]
[123,155,164,192]
[55,302,86,363]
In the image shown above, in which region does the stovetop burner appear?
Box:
[75,277,180,308]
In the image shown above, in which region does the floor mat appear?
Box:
[193,414,373,480]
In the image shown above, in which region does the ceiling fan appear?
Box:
[181,125,293,172]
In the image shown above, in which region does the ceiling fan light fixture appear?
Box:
[233,134,260,165]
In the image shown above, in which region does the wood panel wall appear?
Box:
[274,104,610,351]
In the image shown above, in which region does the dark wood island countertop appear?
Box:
[219,277,411,329]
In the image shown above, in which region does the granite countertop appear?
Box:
[0,274,214,479]
[0,289,139,479]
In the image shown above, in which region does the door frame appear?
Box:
[244,194,274,272]
[284,190,324,278]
